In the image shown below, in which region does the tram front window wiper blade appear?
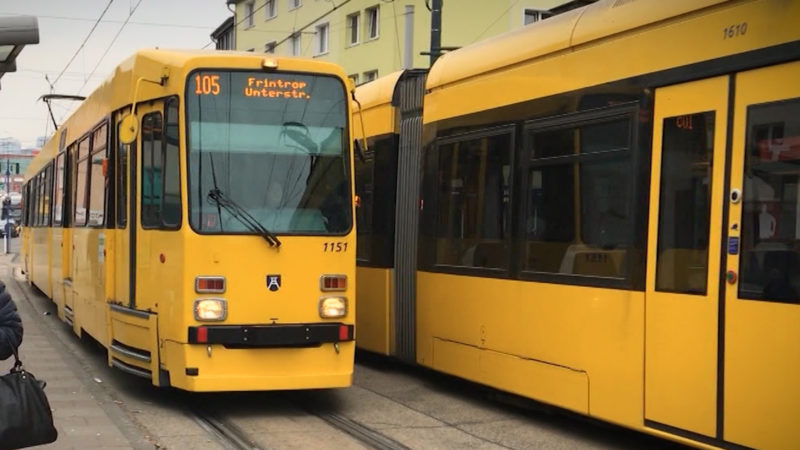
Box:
[207,188,282,248]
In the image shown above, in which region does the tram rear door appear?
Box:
[645,61,800,448]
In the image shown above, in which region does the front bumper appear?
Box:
[187,322,354,347]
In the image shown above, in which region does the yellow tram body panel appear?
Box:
[417,272,644,423]
[23,50,357,392]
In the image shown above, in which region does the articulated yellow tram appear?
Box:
[354,0,800,448]
[22,50,357,392]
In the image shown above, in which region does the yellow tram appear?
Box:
[22,49,357,392]
[354,0,800,448]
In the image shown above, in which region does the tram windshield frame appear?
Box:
[185,69,352,236]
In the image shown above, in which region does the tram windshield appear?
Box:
[186,70,351,235]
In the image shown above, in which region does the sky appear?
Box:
[0,0,233,147]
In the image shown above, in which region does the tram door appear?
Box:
[113,109,133,308]
[723,60,800,449]
[645,76,729,437]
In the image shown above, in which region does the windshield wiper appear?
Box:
[207,188,281,248]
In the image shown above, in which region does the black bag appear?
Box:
[0,348,57,450]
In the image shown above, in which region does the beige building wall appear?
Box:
[230,0,575,84]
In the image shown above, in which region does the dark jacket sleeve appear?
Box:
[0,281,23,360]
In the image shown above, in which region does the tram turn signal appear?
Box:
[196,276,225,293]
[320,274,347,291]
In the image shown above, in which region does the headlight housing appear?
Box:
[319,296,347,318]
[193,298,227,321]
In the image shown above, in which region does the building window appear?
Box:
[366,6,379,40]
[314,23,329,56]
[289,33,301,56]
[265,0,276,19]
[244,1,255,28]
[363,70,378,83]
[349,74,359,86]
[523,8,552,25]
[289,0,301,10]
[264,41,276,53]
[347,13,360,46]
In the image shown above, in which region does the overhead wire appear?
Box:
[0,13,214,30]
[77,0,144,95]
[471,0,522,43]
[51,0,116,87]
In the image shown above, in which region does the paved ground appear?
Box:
[0,245,151,450]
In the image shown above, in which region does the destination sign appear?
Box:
[192,73,310,100]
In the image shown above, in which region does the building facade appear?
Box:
[0,151,35,194]
[226,0,582,85]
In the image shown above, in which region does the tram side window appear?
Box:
[22,184,28,227]
[53,153,65,226]
[43,164,53,226]
[141,112,164,228]
[88,124,107,226]
[29,178,36,226]
[29,179,36,227]
[355,142,374,262]
[116,122,128,228]
[524,116,633,279]
[162,98,181,228]
[74,137,90,226]
[355,134,398,267]
[739,98,800,304]
[434,130,512,270]
[38,172,46,226]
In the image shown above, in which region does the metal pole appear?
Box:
[403,5,414,69]
[429,0,442,66]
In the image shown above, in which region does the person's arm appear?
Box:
[0,281,23,360]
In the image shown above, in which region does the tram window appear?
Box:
[43,164,53,226]
[141,112,164,228]
[74,138,90,226]
[355,134,398,266]
[116,122,128,228]
[434,131,512,270]
[739,98,800,304]
[524,117,633,279]
[87,124,108,227]
[38,172,45,226]
[655,112,714,294]
[162,98,181,228]
[29,179,36,227]
[53,153,65,226]
[355,143,374,262]
[88,153,105,227]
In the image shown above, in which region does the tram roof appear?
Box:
[425,0,730,92]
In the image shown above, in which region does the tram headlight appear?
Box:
[319,297,347,318]
[193,298,227,321]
